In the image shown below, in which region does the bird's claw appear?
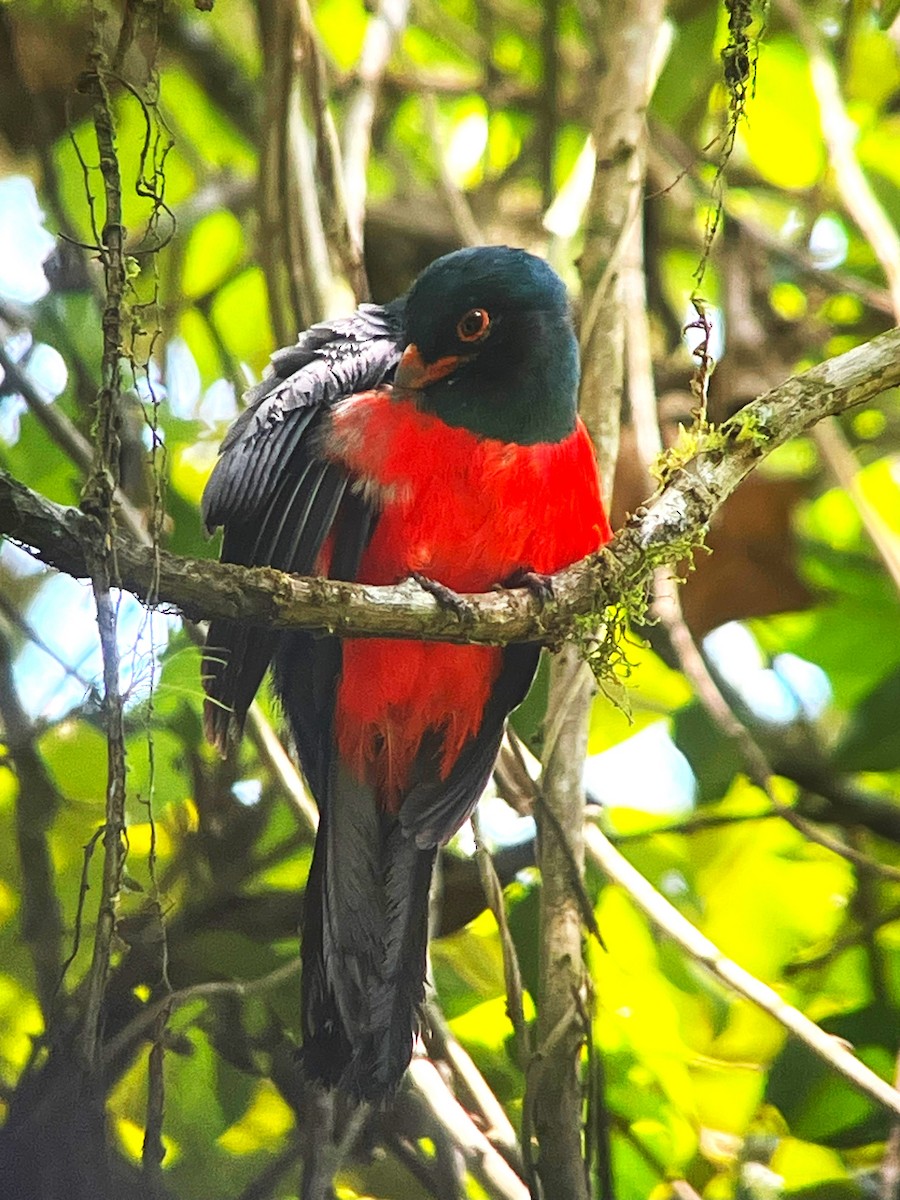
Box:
[412,572,474,625]
[500,568,556,607]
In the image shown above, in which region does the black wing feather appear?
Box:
[279,465,348,573]
[201,301,404,533]
[202,300,404,752]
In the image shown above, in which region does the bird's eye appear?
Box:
[456,308,491,342]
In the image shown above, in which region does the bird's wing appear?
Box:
[202,301,405,753]
[201,301,404,532]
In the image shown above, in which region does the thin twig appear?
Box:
[102,958,302,1066]
[612,809,778,841]
[234,1139,303,1200]
[257,1,301,344]
[295,0,369,301]
[423,1001,525,1174]
[423,92,483,247]
[654,571,900,884]
[883,1051,900,1200]
[646,130,896,317]
[777,0,900,610]
[577,0,668,487]
[300,1092,368,1200]
[584,823,900,1119]
[0,629,64,1016]
[142,1009,169,1185]
[0,591,96,697]
[286,56,334,324]
[77,28,131,1070]
[245,705,319,834]
[406,1058,531,1200]
[537,0,559,209]
[471,812,532,1068]
[812,417,900,598]
[785,900,900,977]
[622,229,900,883]
[0,342,147,543]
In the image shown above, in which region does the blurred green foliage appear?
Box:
[1,0,900,1197]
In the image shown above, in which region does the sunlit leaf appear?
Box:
[739,38,826,190]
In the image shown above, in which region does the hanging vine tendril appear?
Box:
[688,0,764,420]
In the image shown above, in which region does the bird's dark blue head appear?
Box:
[394,246,579,445]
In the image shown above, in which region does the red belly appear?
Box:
[325,391,609,811]
[335,640,501,811]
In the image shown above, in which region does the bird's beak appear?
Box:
[394,343,462,391]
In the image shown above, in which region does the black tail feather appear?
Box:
[300,771,437,1100]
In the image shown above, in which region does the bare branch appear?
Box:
[406,1059,531,1200]
[2,325,900,646]
[584,823,900,1119]
[341,0,409,249]
[77,24,132,1071]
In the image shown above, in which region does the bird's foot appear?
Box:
[500,568,556,606]
[412,572,474,625]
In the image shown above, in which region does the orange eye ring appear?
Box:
[456,308,491,342]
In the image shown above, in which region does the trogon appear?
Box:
[201,245,612,1099]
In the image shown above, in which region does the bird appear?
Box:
[201,245,612,1100]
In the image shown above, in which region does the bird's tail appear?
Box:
[300,764,437,1100]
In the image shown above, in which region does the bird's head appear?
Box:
[394,246,579,445]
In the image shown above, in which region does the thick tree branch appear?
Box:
[577,0,667,486]
[531,13,668,1197]
[2,326,899,644]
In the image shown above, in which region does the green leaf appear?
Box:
[739,38,825,189]
[209,267,274,377]
[39,721,109,806]
[833,667,900,770]
[182,211,246,302]
[878,0,900,32]
[671,702,743,805]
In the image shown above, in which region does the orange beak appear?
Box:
[394,344,462,391]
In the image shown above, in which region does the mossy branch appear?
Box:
[1,324,900,647]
